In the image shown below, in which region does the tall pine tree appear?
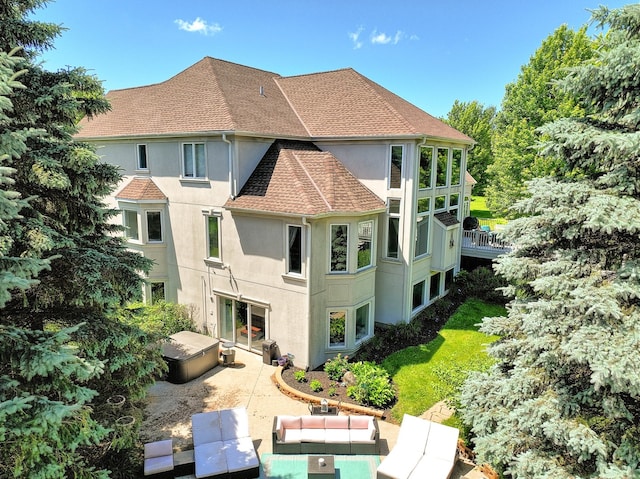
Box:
[460,5,640,478]
[0,1,160,477]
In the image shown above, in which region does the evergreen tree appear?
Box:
[0,1,160,477]
[460,5,640,478]
[444,100,496,195]
[486,24,597,217]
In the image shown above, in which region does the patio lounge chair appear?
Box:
[143,439,174,477]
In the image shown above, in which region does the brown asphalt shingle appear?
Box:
[77,57,473,143]
[224,141,386,216]
[116,177,167,201]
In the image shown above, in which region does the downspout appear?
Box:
[222,133,235,199]
[302,216,312,369]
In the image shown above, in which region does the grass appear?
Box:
[382,299,505,422]
[470,196,508,231]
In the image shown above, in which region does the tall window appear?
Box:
[330,224,348,272]
[436,147,449,187]
[430,272,441,300]
[386,199,401,259]
[137,144,148,170]
[415,198,430,258]
[357,220,373,270]
[287,225,302,275]
[389,145,403,189]
[207,216,220,260]
[123,210,139,241]
[452,149,462,186]
[182,143,206,178]
[413,280,425,310]
[146,211,162,242]
[151,282,165,304]
[355,303,370,343]
[329,310,346,348]
[419,146,433,189]
[445,269,455,291]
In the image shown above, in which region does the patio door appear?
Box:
[218,297,266,351]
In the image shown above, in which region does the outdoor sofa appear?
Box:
[272,414,379,454]
[377,414,459,479]
[192,407,259,479]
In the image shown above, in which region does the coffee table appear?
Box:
[307,455,335,479]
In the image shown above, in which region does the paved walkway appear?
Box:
[144,348,484,478]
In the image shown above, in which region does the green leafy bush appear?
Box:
[324,353,350,381]
[294,370,306,382]
[309,379,323,392]
[346,361,395,408]
[123,301,197,337]
[328,384,337,397]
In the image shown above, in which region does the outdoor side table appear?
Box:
[221,341,235,367]
[307,455,335,479]
[309,405,338,416]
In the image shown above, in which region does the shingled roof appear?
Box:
[77,57,473,143]
[116,177,167,201]
[224,140,386,216]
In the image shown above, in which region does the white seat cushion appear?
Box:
[194,441,227,479]
[144,439,173,459]
[397,414,431,452]
[376,445,423,479]
[144,454,174,476]
[281,427,303,443]
[300,428,326,443]
[223,437,259,473]
[350,427,375,444]
[424,421,459,461]
[408,455,454,479]
[192,411,222,446]
[220,407,250,440]
[325,427,350,444]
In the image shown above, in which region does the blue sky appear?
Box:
[33,0,630,118]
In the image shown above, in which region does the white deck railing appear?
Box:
[462,230,512,253]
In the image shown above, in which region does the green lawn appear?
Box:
[470,196,508,230]
[382,299,505,422]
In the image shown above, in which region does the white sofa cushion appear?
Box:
[223,437,259,474]
[300,427,326,443]
[349,415,376,442]
[424,421,459,462]
[192,411,222,446]
[325,427,351,444]
[194,440,227,479]
[300,415,325,429]
[408,455,454,479]
[325,416,349,429]
[220,407,250,441]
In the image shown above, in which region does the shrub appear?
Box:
[124,301,197,337]
[294,370,306,382]
[454,267,508,304]
[328,384,337,397]
[324,353,350,381]
[347,361,395,408]
[309,379,323,392]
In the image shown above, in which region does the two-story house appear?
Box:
[77,57,473,370]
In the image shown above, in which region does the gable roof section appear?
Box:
[116,177,167,201]
[224,140,386,217]
[77,57,473,143]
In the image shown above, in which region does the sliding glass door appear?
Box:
[218,297,266,351]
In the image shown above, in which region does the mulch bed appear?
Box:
[279,367,395,422]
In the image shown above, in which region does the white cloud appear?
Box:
[370,29,392,45]
[175,17,222,36]
[348,26,364,49]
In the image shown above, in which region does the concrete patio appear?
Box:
[143,347,484,478]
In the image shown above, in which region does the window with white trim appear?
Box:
[123,209,139,241]
[330,224,349,273]
[137,144,148,170]
[419,146,433,189]
[436,147,449,187]
[389,145,403,189]
[449,193,460,219]
[182,142,206,178]
[146,211,163,242]
[452,149,462,186]
[430,272,441,300]
[207,215,221,261]
[357,220,373,270]
[328,310,346,348]
[287,225,303,275]
[151,282,165,304]
[386,199,401,259]
[413,280,426,311]
[435,195,447,211]
[415,197,430,258]
[355,303,371,343]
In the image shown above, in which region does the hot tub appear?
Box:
[162,331,220,384]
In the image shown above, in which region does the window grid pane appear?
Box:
[389,145,403,188]
[147,211,162,242]
[357,221,372,269]
[451,149,462,186]
[436,147,448,187]
[288,225,302,274]
[355,304,369,342]
[183,144,194,177]
[195,143,206,177]
[330,225,348,272]
[413,281,425,310]
[208,216,220,259]
[329,311,346,347]
[124,210,138,240]
[137,144,148,170]
[419,146,433,189]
